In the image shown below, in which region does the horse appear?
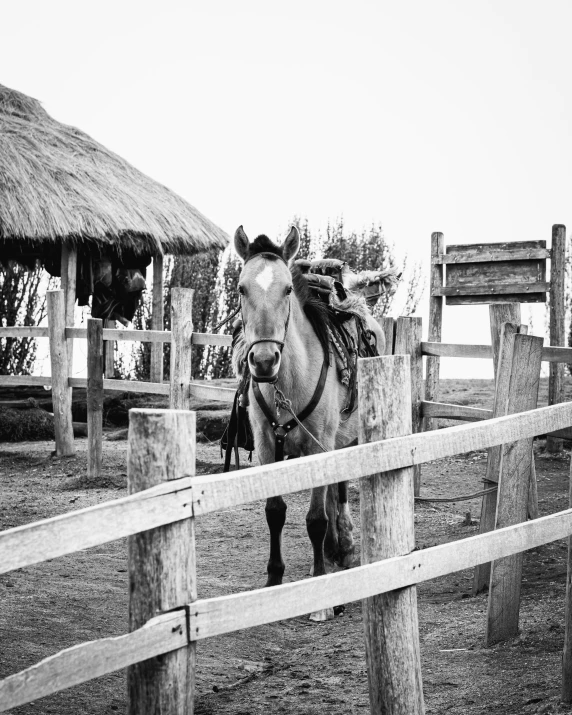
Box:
[233,225,388,621]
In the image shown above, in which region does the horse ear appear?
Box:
[234,226,250,262]
[282,226,300,262]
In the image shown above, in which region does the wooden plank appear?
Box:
[190,506,572,642]
[421,341,572,364]
[447,240,546,254]
[378,316,395,355]
[486,333,544,645]
[446,292,547,306]
[0,375,52,387]
[421,401,492,422]
[3,400,572,577]
[87,319,103,481]
[128,409,196,715]
[150,255,164,383]
[434,248,550,264]
[562,457,572,704]
[68,377,170,395]
[0,610,187,713]
[188,383,235,403]
[358,356,424,714]
[437,282,549,297]
[67,327,173,343]
[395,317,423,495]
[103,320,116,377]
[421,342,493,359]
[170,288,194,410]
[425,232,444,430]
[47,290,74,457]
[473,308,522,594]
[547,224,567,452]
[0,326,49,338]
[192,332,233,347]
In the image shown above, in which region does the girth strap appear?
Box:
[252,360,329,462]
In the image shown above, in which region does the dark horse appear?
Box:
[233,226,386,620]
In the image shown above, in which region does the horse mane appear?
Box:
[245,235,285,262]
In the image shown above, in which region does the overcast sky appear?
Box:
[3,1,570,377]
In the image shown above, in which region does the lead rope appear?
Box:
[272,385,329,454]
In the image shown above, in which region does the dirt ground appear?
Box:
[2,378,572,714]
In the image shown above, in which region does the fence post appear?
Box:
[485,332,543,646]
[379,316,395,356]
[87,318,103,480]
[103,319,116,378]
[127,409,197,715]
[358,355,425,715]
[150,254,165,383]
[424,232,444,431]
[547,224,566,453]
[47,290,74,457]
[170,288,194,410]
[60,244,77,371]
[395,317,423,497]
[473,306,521,593]
[562,456,572,703]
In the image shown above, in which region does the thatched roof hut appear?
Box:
[0,83,228,258]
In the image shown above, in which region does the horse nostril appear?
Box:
[274,351,280,364]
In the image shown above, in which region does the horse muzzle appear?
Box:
[248,344,281,383]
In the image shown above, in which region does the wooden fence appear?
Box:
[2,353,572,713]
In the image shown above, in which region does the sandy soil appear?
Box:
[1,379,572,714]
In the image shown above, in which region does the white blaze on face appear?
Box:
[255,263,274,291]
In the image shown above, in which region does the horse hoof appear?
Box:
[309,608,335,622]
[338,553,355,569]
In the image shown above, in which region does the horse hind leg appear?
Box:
[306,485,334,621]
[265,496,287,587]
[336,480,355,569]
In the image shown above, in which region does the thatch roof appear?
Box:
[0,84,228,256]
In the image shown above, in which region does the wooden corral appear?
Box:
[2,355,572,713]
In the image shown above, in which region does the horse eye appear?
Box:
[238,285,245,295]
[286,285,293,295]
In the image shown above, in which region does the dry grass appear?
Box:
[0,84,228,256]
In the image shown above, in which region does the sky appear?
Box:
[2,0,571,378]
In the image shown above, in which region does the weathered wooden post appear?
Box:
[562,456,572,704]
[379,316,395,356]
[87,318,103,480]
[103,319,116,378]
[150,254,164,383]
[358,355,425,715]
[547,224,566,453]
[127,409,197,714]
[170,288,194,410]
[395,317,423,496]
[60,244,77,372]
[424,232,444,430]
[47,290,75,456]
[485,332,543,645]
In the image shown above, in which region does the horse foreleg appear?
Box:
[307,485,334,621]
[336,480,355,568]
[265,496,287,587]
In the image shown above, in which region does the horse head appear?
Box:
[234,225,300,383]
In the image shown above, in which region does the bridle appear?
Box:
[241,251,292,384]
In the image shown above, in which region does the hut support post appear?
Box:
[127,409,197,715]
[104,320,116,378]
[395,317,423,497]
[87,319,103,480]
[485,331,543,645]
[47,290,75,456]
[547,224,566,453]
[170,288,194,410]
[60,245,76,375]
[150,255,164,383]
[358,355,425,715]
[424,232,444,430]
